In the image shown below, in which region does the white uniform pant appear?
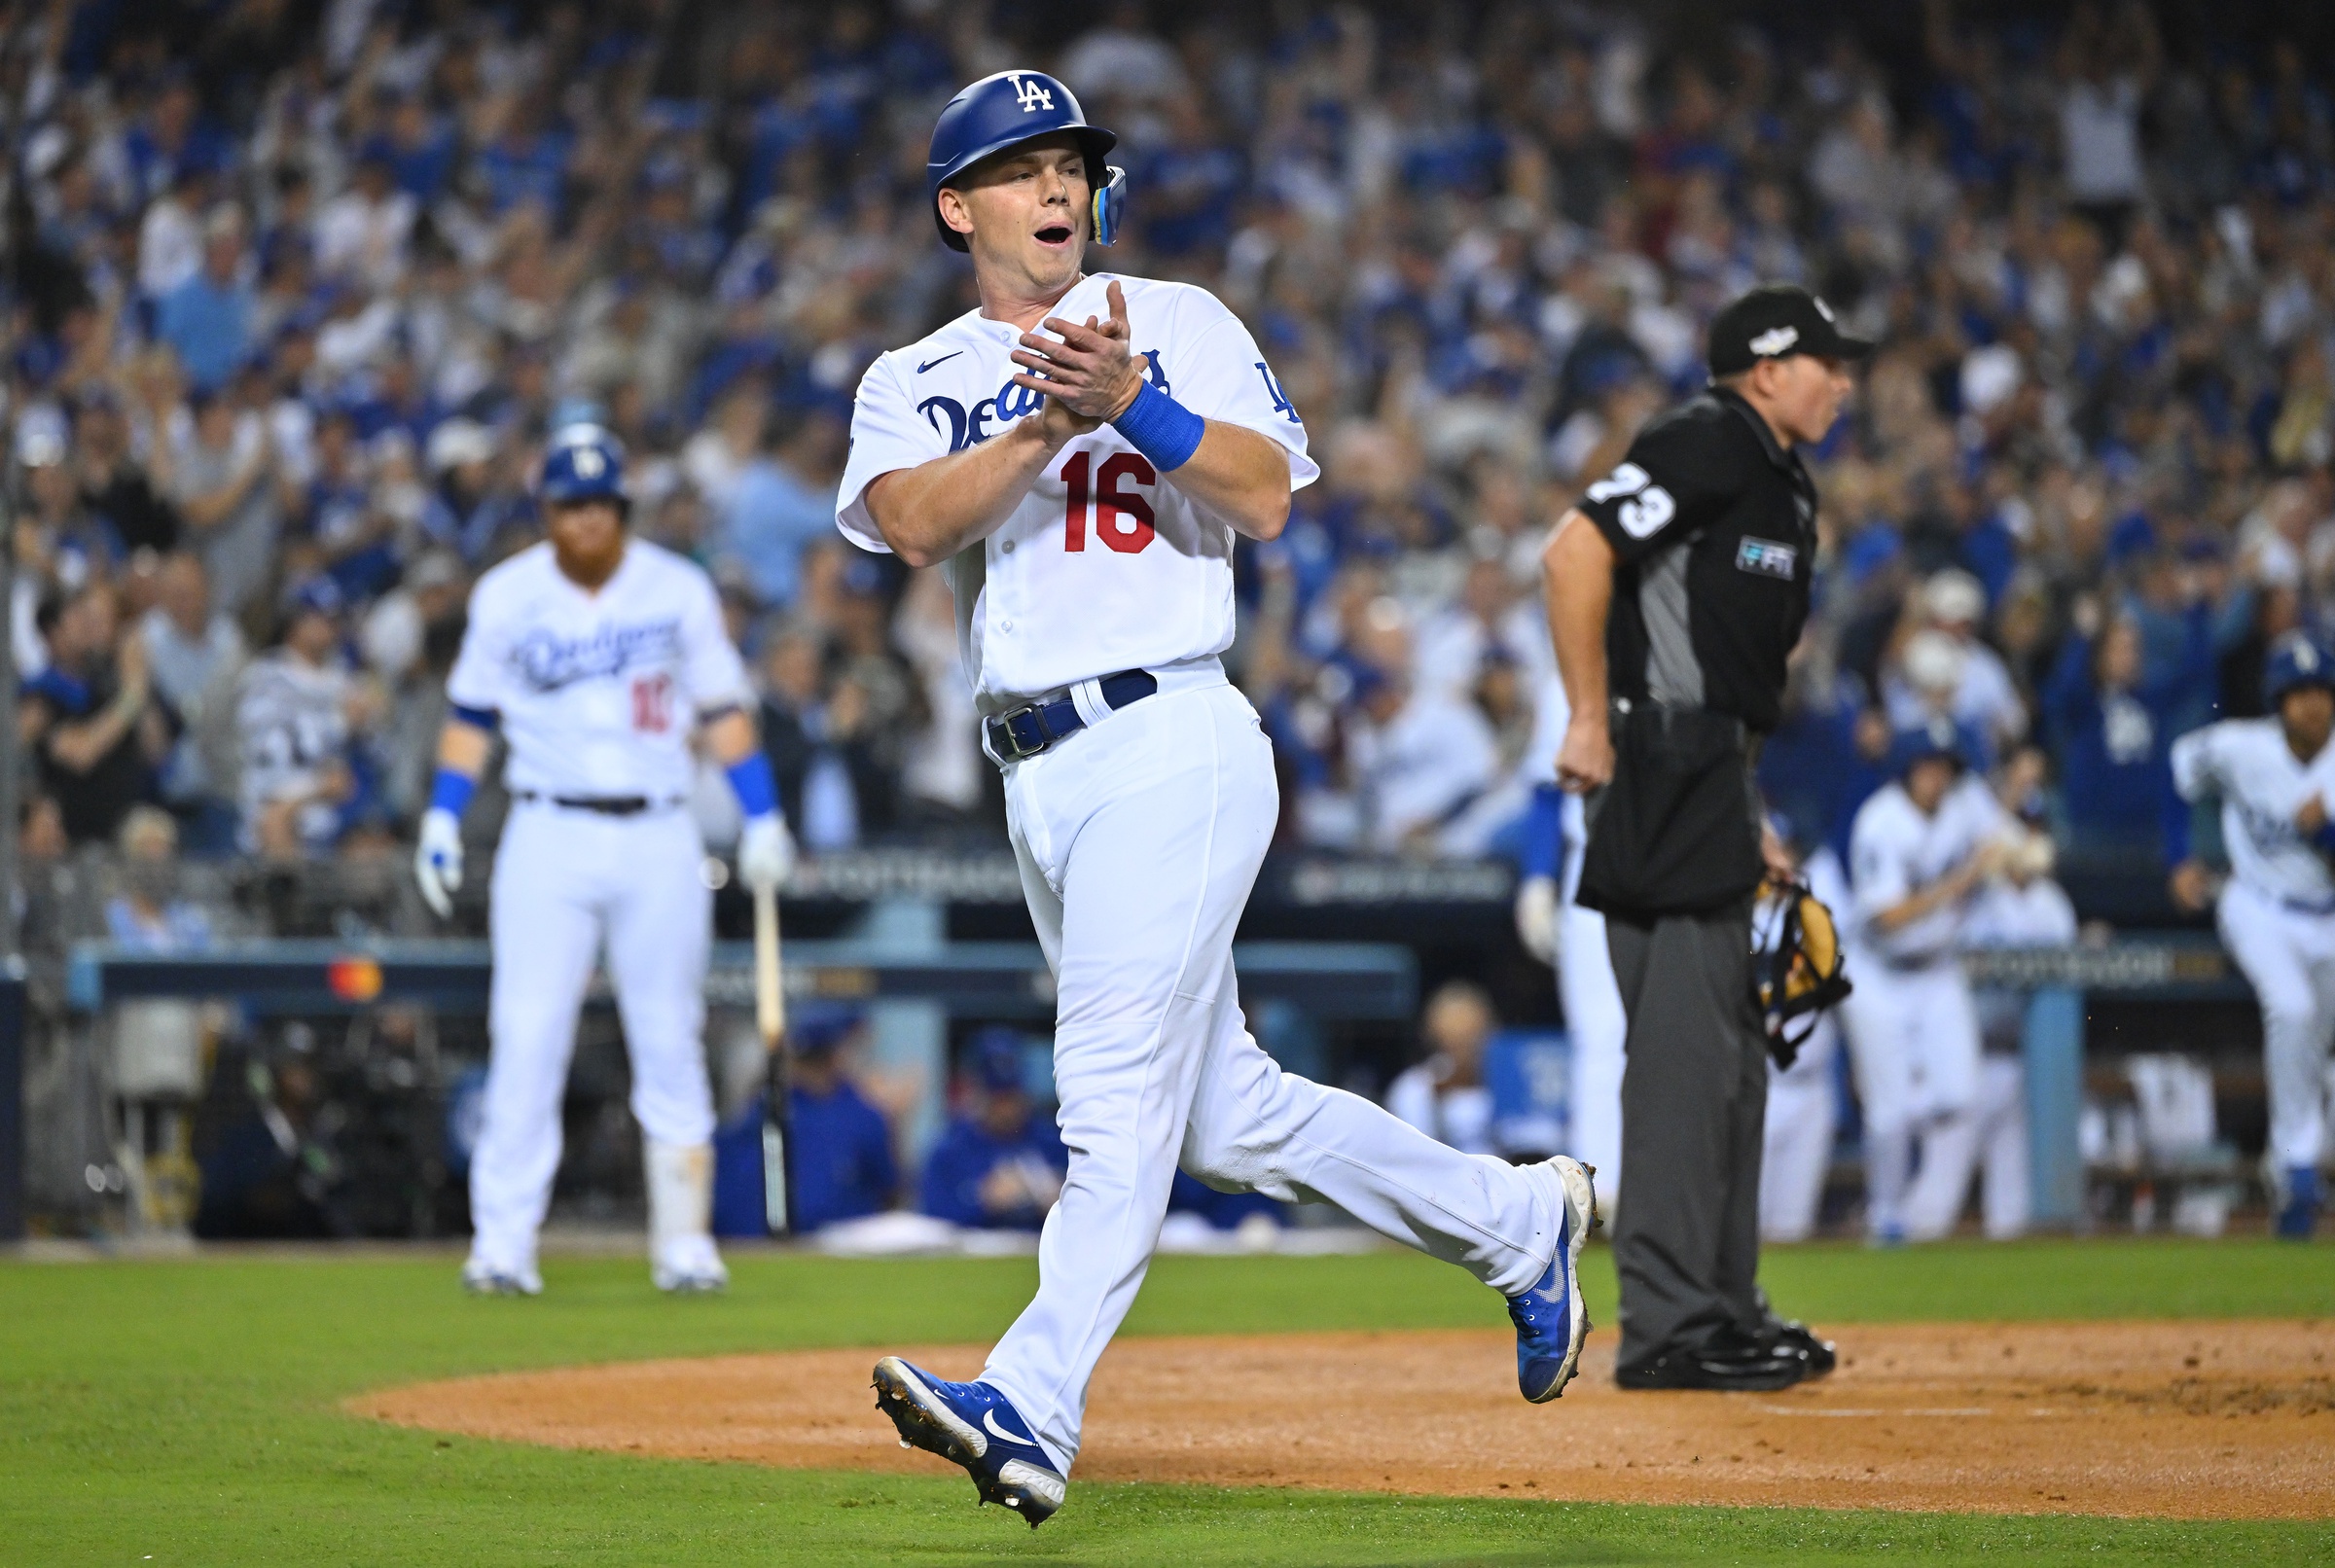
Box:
[1560,900,1626,1214]
[983,675,1566,1473]
[1842,956,1980,1241]
[470,802,715,1271]
[1972,1054,2029,1239]
[1760,1015,1839,1243]
[2218,880,2335,1171]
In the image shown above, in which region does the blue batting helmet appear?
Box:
[2264,630,2335,708]
[1889,715,1973,777]
[537,424,626,507]
[927,70,1122,253]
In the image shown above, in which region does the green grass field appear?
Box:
[5,1237,2332,1566]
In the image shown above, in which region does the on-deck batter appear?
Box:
[2170,630,2335,1238]
[844,70,1597,1529]
[415,426,795,1296]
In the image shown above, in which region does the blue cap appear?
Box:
[927,70,1119,253]
[789,1002,864,1057]
[1888,714,1972,776]
[285,574,345,620]
[538,424,626,505]
[965,1026,1028,1093]
[2264,631,2335,708]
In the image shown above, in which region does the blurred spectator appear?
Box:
[784,1007,899,1232]
[20,583,169,845]
[74,393,181,556]
[140,551,246,844]
[918,1028,1067,1232]
[154,205,255,394]
[720,414,845,611]
[170,387,281,622]
[104,805,213,950]
[2042,604,2194,860]
[234,578,377,859]
[1344,658,1500,855]
[1386,980,1498,1155]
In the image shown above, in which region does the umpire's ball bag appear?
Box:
[1576,701,1765,921]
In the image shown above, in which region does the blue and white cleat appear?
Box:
[2276,1165,2321,1240]
[871,1357,1066,1528]
[460,1258,543,1297]
[1508,1156,1599,1403]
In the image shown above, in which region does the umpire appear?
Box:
[1542,284,1867,1391]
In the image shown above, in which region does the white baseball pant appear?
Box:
[2217,880,2335,1172]
[1842,956,1981,1241]
[980,670,1569,1474]
[468,802,719,1275]
[1560,900,1626,1215]
[1759,1015,1839,1243]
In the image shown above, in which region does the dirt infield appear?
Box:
[355,1319,2335,1519]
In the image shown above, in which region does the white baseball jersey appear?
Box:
[835,272,1317,712]
[446,539,751,799]
[2171,718,2335,906]
[1848,774,2009,963]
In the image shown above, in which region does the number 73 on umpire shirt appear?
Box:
[833,272,1317,713]
[1574,383,1818,731]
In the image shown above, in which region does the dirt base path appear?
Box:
[355,1320,2335,1519]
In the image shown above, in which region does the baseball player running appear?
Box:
[842,71,1597,1528]
[2170,630,2335,1239]
[1840,722,2010,1243]
[1517,673,1628,1216]
[415,425,795,1296]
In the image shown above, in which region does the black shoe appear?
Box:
[1615,1325,1810,1392]
[1759,1316,1836,1378]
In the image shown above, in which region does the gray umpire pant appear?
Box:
[1604,899,1769,1367]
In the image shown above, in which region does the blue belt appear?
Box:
[984,670,1158,763]
[2281,892,2335,916]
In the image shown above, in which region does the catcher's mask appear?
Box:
[1750,876,1853,1069]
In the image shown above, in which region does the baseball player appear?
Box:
[843,71,1597,1528]
[2170,630,2335,1239]
[1759,842,1850,1243]
[1516,672,1628,1216]
[414,425,795,1296]
[1962,835,2076,1240]
[1840,721,2010,1243]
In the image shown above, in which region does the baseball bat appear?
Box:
[754,882,796,1236]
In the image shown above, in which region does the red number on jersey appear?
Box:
[1096,453,1157,552]
[1061,451,1090,552]
[1058,450,1156,553]
[631,673,674,732]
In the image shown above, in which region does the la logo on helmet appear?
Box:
[1011,74,1054,113]
[572,447,605,480]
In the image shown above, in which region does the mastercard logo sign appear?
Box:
[327,956,384,1002]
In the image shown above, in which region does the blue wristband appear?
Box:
[429,767,476,818]
[1110,379,1205,472]
[725,750,780,820]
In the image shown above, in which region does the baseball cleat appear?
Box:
[652,1237,730,1294]
[460,1259,543,1297]
[871,1357,1065,1528]
[2276,1165,2321,1240]
[1508,1156,1599,1402]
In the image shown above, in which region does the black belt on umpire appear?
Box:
[513,791,682,816]
[984,669,1158,764]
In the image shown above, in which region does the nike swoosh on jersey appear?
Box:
[917,351,965,374]
[982,1408,1038,1447]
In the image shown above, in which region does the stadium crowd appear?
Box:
[5,0,2334,901]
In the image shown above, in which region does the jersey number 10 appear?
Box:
[1060,451,1157,553]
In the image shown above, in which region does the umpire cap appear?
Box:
[2264,630,2335,708]
[1707,284,1876,376]
[537,423,627,506]
[928,70,1121,252]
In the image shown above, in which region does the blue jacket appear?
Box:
[2044,624,2206,858]
[917,1113,1067,1230]
[786,1080,897,1231]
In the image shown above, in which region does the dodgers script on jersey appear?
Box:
[447,540,750,799]
[1848,775,2009,963]
[836,272,1317,709]
[2172,718,2335,905]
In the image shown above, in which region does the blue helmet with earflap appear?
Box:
[926,70,1124,253]
[2264,630,2335,709]
[537,423,627,508]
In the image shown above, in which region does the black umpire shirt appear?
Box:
[1575,385,1816,732]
